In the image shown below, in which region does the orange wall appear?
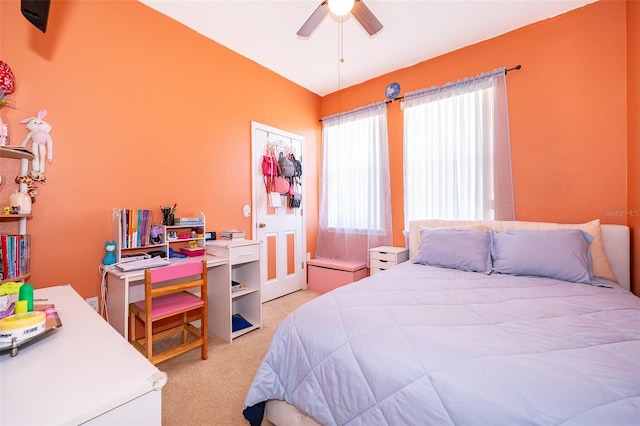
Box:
[321,1,630,267]
[0,0,320,299]
[1,0,636,299]
[628,0,640,294]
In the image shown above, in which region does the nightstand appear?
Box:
[369,246,409,275]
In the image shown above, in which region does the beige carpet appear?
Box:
[159,289,321,425]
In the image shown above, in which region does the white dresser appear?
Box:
[0,285,165,425]
[369,246,409,275]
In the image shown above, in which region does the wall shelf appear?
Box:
[0,214,32,219]
[0,146,35,161]
[0,148,32,283]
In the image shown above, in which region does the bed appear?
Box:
[243,219,639,425]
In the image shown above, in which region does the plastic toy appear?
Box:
[150,224,164,244]
[21,109,53,179]
[102,241,117,265]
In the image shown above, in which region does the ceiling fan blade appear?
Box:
[351,0,383,36]
[297,1,329,37]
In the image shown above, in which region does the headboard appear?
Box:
[601,224,631,290]
[408,220,631,291]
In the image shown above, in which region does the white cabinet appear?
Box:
[0,285,164,425]
[206,239,262,342]
[369,246,409,275]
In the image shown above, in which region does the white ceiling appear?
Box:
[139,0,596,96]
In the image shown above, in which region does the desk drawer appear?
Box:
[229,244,260,264]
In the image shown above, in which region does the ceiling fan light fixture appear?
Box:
[328,0,354,16]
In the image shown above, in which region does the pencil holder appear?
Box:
[161,206,174,226]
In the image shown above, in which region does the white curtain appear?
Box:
[403,67,514,229]
[317,102,393,264]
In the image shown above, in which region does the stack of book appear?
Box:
[0,234,30,280]
[174,217,203,226]
[117,209,154,248]
[231,280,246,293]
[220,230,245,240]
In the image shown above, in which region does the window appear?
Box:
[403,68,514,229]
[316,102,393,263]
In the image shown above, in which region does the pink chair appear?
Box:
[129,260,208,364]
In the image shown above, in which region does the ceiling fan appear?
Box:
[297,0,383,38]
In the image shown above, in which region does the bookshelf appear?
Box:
[205,239,262,341]
[0,147,34,284]
[165,212,206,258]
[111,209,205,261]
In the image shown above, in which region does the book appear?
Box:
[0,234,30,279]
[231,314,252,332]
[220,230,245,240]
[231,280,246,293]
[174,217,203,226]
[117,209,154,248]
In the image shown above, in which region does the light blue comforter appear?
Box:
[244,262,640,425]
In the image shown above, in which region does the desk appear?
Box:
[105,255,228,340]
[0,285,164,425]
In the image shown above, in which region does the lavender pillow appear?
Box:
[491,229,594,283]
[413,228,492,273]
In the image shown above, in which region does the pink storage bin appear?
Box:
[307,258,367,293]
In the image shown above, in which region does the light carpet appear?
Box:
[159,289,321,425]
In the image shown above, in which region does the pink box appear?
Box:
[180,247,205,257]
[307,258,367,293]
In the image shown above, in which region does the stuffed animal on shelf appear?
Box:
[103,241,117,266]
[14,174,41,203]
[21,109,53,180]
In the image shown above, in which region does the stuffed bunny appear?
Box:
[21,109,53,179]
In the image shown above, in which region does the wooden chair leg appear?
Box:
[182,312,188,344]
[145,314,153,362]
[201,306,208,360]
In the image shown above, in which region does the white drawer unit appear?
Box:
[206,239,262,341]
[369,246,409,275]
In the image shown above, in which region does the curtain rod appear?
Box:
[506,64,522,73]
[386,64,522,104]
[320,64,522,120]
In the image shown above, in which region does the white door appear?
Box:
[251,122,306,302]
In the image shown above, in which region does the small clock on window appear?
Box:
[385,82,401,100]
